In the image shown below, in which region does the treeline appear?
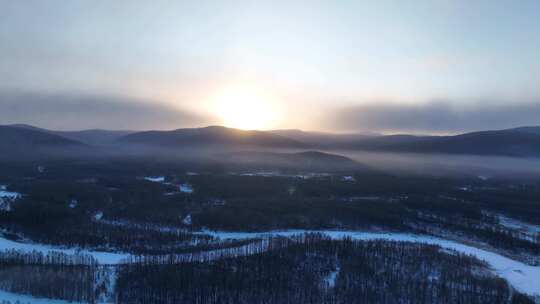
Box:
[0,250,107,303]
[195,197,407,231]
[116,235,535,304]
[456,184,540,225]
[0,249,97,266]
[0,209,213,254]
[408,196,540,262]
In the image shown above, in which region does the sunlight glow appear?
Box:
[212,86,278,130]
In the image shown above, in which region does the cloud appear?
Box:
[3,90,540,134]
[0,90,210,130]
[326,101,540,134]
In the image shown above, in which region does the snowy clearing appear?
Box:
[68,199,78,209]
[499,215,540,234]
[0,190,21,200]
[324,265,340,288]
[235,172,332,179]
[179,184,194,193]
[0,186,22,212]
[143,176,165,183]
[0,236,128,265]
[93,211,104,221]
[182,214,192,225]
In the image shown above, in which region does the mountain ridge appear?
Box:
[118,125,308,148]
[4,123,540,158]
[7,124,133,145]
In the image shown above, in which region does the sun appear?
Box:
[212,86,278,130]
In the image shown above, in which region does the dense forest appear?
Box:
[0,250,106,303]
[1,159,539,303]
[117,235,534,304]
[1,159,539,262]
[0,236,536,303]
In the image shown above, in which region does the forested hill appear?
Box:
[117,126,307,148]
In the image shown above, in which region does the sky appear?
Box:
[1,0,540,133]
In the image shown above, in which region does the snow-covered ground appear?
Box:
[238,171,280,177]
[68,199,78,209]
[342,176,355,182]
[143,176,165,183]
[143,176,195,195]
[498,215,540,235]
[0,186,21,200]
[0,185,22,212]
[323,265,340,288]
[0,236,128,265]
[179,184,193,193]
[0,289,77,304]
[93,211,104,221]
[182,214,192,225]
[0,229,539,297]
[235,172,332,179]
[199,230,540,297]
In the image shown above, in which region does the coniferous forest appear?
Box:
[1,152,540,303]
[0,235,535,304]
[116,235,535,304]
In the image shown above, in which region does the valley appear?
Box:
[1,124,540,303]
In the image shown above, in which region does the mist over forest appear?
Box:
[3,1,540,303]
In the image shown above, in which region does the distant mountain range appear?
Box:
[271,127,540,157]
[269,129,379,146]
[0,125,84,159]
[3,124,540,158]
[8,124,132,145]
[349,128,540,156]
[0,125,82,147]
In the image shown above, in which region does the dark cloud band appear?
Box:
[0,90,209,130]
[328,101,540,134]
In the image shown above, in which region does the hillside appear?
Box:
[363,127,540,156]
[270,129,378,147]
[118,126,307,148]
[7,124,133,145]
[219,150,361,171]
[0,125,82,148]
[0,125,84,159]
[4,124,540,158]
